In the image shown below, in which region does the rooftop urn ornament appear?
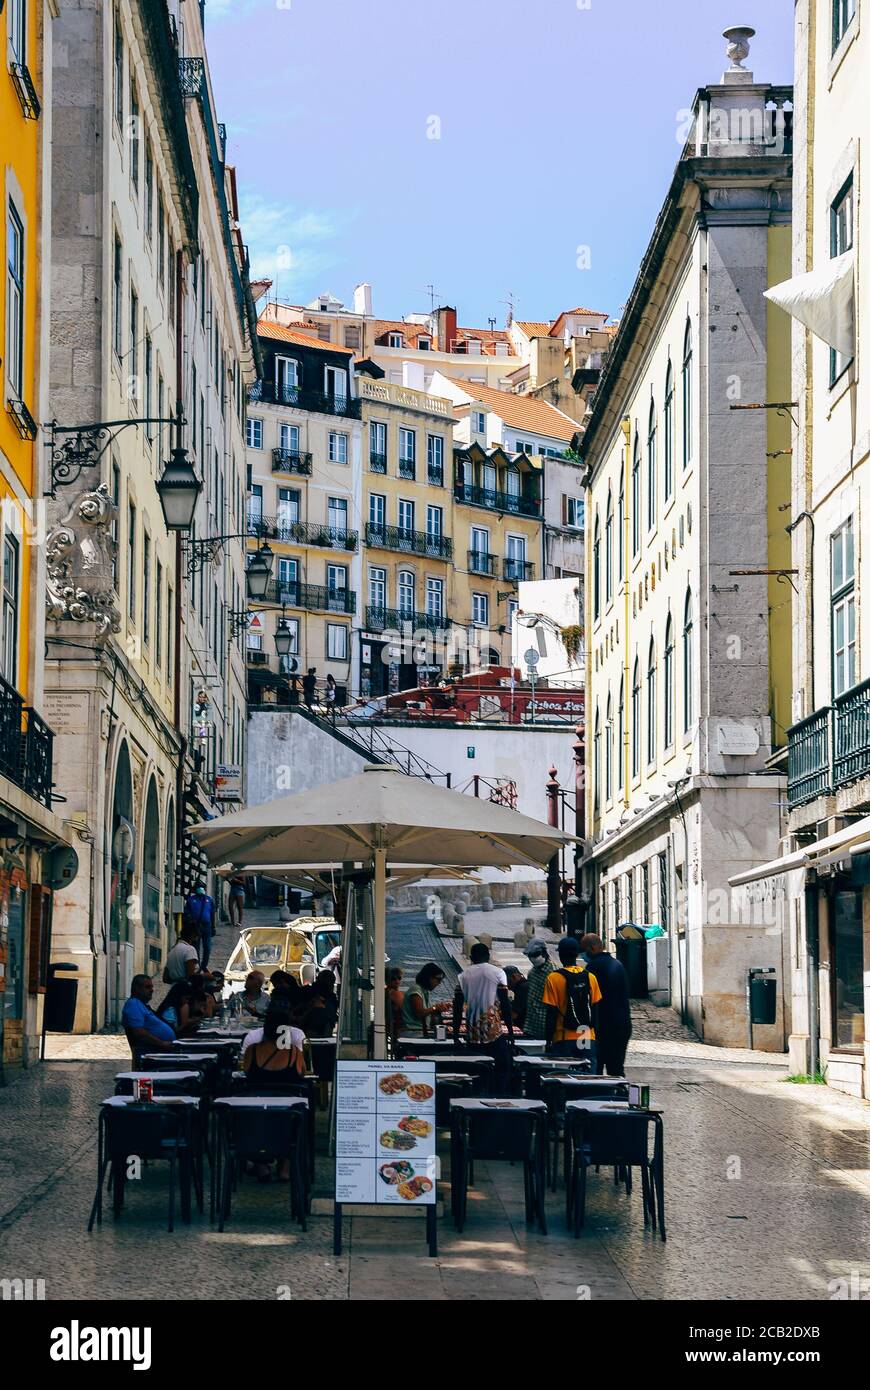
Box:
[723,25,755,69]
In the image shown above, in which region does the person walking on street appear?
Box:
[580,933,632,1075]
[227,874,246,929]
[521,938,554,1039]
[302,667,317,708]
[542,935,602,1070]
[183,882,217,969]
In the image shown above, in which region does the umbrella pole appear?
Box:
[372,843,387,1059]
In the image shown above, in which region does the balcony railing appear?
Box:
[248,379,361,419]
[272,449,312,475]
[366,606,451,634]
[0,674,54,809]
[834,679,870,787]
[454,482,541,517]
[252,515,357,550]
[369,452,387,474]
[428,465,444,487]
[468,550,497,577]
[398,458,416,479]
[787,708,832,807]
[266,580,356,614]
[365,524,453,560]
[503,558,534,582]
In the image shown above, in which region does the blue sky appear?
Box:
[205,0,794,326]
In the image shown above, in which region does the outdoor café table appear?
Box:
[212,1095,310,1225]
[91,1095,203,1227]
[115,1070,202,1092]
[512,1055,593,1097]
[512,1039,548,1055]
[448,1097,548,1234]
[395,1037,457,1056]
[434,1071,482,1126]
[427,1054,497,1095]
[562,1100,665,1238]
[539,1077,632,1186]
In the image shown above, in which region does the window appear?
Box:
[505,467,521,501]
[470,526,489,563]
[832,0,856,51]
[343,325,361,350]
[167,586,173,684]
[1,534,20,686]
[658,852,669,931]
[277,556,298,603]
[278,619,300,667]
[682,321,693,468]
[418,336,431,351]
[593,707,601,811]
[647,398,657,530]
[683,588,694,731]
[157,194,165,290]
[155,561,163,669]
[399,428,416,464]
[144,334,153,441]
[113,8,124,127]
[369,493,385,529]
[280,423,299,454]
[388,333,403,348]
[327,624,348,660]
[664,613,675,748]
[144,140,154,241]
[369,566,386,608]
[129,80,140,190]
[426,504,443,540]
[830,177,854,383]
[631,434,641,555]
[617,468,625,580]
[112,233,123,360]
[646,639,657,764]
[605,694,613,802]
[398,570,415,615]
[276,488,300,537]
[275,355,298,398]
[128,283,139,389]
[324,365,347,402]
[327,565,348,610]
[641,862,650,922]
[6,204,25,398]
[631,658,641,778]
[328,496,348,535]
[398,499,414,535]
[328,431,348,464]
[626,870,634,922]
[370,421,387,465]
[831,517,856,696]
[563,495,584,529]
[832,888,864,1047]
[605,492,613,602]
[472,410,486,435]
[592,513,601,620]
[663,362,674,500]
[427,434,444,480]
[142,532,151,646]
[246,418,263,449]
[247,484,263,529]
[426,577,444,618]
[127,502,136,622]
[472,592,489,626]
[617,676,625,791]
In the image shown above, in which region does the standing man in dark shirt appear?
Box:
[580,933,632,1076]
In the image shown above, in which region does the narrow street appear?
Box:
[2,908,868,1302]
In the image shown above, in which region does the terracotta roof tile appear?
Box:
[514,320,553,337]
[256,320,355,355]
[442,376,577,442]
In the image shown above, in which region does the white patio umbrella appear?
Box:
[190,765,574,1057]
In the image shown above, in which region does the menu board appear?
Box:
[335,1061,437,1206]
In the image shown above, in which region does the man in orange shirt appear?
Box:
[542,936,602,1070]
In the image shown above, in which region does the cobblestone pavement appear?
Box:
[11,904,867,1300]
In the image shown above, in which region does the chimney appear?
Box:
[435,305,457,353]
[353,282,373,317]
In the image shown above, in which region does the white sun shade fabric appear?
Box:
[764,250,854,358]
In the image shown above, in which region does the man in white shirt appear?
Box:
[453,942,513,1092]
[164,925,201,982]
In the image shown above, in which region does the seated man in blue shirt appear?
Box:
[122,974,176,1066]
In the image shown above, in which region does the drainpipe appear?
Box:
[621,417,631,803]
[806,882,820,1078]
[546,765,561,933]
[174,248,186,929]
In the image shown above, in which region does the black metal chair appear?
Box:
[540,1077,630,1188]
[218,1074,318,1184]
[216,1105,308,1233]
[432,1056,496,1095]
[435,1073,481,1126]
[88,1102,194,1233]
[513,1057,593,1099]
[115,1072,204,1099]
[564,1107,665,1240]
[450,1104,547,1235]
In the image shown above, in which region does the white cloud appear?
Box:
[239,193,344,299]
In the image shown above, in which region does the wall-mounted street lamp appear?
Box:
[274,607,294,658]
[244,542,274,600]
[47,401,193,500]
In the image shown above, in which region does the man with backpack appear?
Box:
[182,881,217,969]
[542,935,602,1070]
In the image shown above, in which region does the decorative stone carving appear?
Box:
[723,25,755,70]
[45,484,121,639]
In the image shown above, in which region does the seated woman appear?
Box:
[155,980,198,1036]
[295,970,338,1038]
[242,1004,307,1181]
[400,962,447,1037]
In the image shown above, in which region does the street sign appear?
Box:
[523,647,540,668]
[47,845,79,890]
[215,764,242,802]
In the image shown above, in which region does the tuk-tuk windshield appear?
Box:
[315,929,341,965]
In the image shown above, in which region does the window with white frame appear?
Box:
[6,203,25,398]
[369,566,386,608]
[426,577,444,618]
[647,398,657,531]
[275,356,298,399]
[398,570,415,614]
[399,428,416,464]
[426,504,443,540]
[324,365,347,401]
[246,417,263,449]
[388,333,403,348]
[472,410,486,435]
[280,422,299,454]
[327,624,348,660]
[631,658,641,778]
[276,488,300,536]
[646,639,657,764]
[370,420,387,463]
[279,618,300,663]
[563,495,584,530]
[1,532,20,687]
[472,592,488,626]
[830,176,854,384]
[328,431,348,464]
[832,0,856,51]
[831,517,856,696]
[682,588,694,731]
[398,499,414,535]
[663,361,674,501]
[631,434,641,555]
[427,434,444,478]
[327,563,348,600]
[682,321,693,468]
[328,496,348,535]
[369,493,385,529]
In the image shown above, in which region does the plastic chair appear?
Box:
[217,1106,308,1232]
[88,1103,192,1233]
[451,1106,547,1235]
[564,1108,665,1241]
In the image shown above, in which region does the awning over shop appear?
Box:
[729,812,870,888]
[764,250,854,358]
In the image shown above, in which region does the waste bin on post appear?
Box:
[44,963,78,1032]
[564,895,583,936]
[615,925,648,998]
[334,684,347,708]
[747,968,777,1048]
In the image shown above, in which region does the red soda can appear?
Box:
[136,1077,153,1102]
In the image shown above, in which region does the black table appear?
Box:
[449,1097,548,1234]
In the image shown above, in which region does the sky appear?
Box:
[204,0,795,328]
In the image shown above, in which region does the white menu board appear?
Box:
[335,1061,437,1206]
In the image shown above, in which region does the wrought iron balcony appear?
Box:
[398,458,416,479]
[178,56,205,99]
[7,399,38,441]
[248,379,361,419]
[266,580,356,615]
[468,550,497,577]
[834,679,870,787]
[369,452,387,474]
[11,63,41,120]
[453,482,541,517]
[366,605,451,634]
[428,465,444,487]
[254,517,358,550]
[0,674,54,809]
[786,708,832,807]
[365,523,453,560]
[272,448,312,475]
[503,558,534,583]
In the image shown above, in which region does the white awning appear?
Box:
[764,250,854,358]
[729,812,870,888]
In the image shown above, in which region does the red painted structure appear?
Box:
[382,667,585,725]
